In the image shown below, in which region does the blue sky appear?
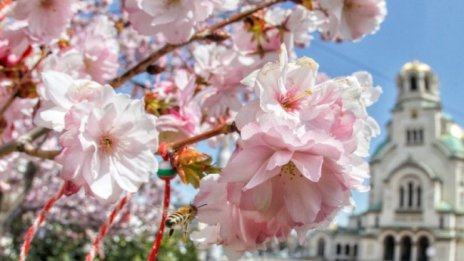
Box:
[297,0,464,223]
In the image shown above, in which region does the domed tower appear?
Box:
[367,61,464,260]
[395,60,440,110]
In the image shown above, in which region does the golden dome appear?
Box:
[401,60,432,73]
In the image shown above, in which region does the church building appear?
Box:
[307,61,464,261]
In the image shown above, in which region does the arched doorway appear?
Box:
[383,235,395,261]
[400,236,412,261]
[317,238,325,257]
[417,236,430,261]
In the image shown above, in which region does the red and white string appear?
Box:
[85,192,133,261]
[19,183,66,261]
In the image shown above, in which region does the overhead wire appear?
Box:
[310,40,391,84]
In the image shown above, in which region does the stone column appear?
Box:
[394,241,401,261]
[411,242,417,261]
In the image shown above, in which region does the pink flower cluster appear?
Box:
[192,45,381,259]
[42,16,119,83]
[319,0,387,41]
[13,0,74,42]
[125,0,239,44]
[34,71,159,203]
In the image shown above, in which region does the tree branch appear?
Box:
[108,0,285,88]
[0,93,15,119]
[0,122,238,161]
[0,48,49,120]
[0,127,51,158]
[17,141,61,160]
[166,122,238,152]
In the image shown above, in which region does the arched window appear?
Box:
[383,235,395,261]
[317,238,325,257]
[417,236,430,261]
[410,75,418,91]
[353,244,358,257]
[424,76,430,91]
[406,128,424,146]
[417,186,422,207]
[399,177,422,210]
[408,182,414,207]
[345,244,350,255]
[336,244,342,254]
[400,236,412,261]
[400,186,405,207]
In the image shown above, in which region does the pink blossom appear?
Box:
[190,118,351,259]
[192,176,281,260]
[34,71,114,131]
[56,94,159,203]
[232,11,281,60]
[193,43,257,116]
[75,16,119,83]
[285,6,323,48]
[156,70,201,140]
[13,0,74,42]
[125,0,238,44]
[238,45,319,126]
[0,82,37,141]
[42,16,119,83]
[319,0,387,41]
[192,46,381,258]
[0,21,32,66]
[41,49,85,79]
[232,6,321,60]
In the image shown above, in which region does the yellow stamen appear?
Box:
[100,135,114,154]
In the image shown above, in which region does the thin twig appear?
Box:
[108,0,285,88]
[0,127,50,158]
[0,49,49,121]
[17,142,61,160]
[0,93,15,119]
[165,122,238,152]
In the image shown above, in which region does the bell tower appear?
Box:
[395,60,440,111]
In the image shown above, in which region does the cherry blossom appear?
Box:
[126,0,238,44]
[319,0,387,41]
[56,94,159,203]
[193,43,256,116]
[74,16,120,83]
[42,16,119,83]
[238,44,319,126]
[156,70,201,141]
[13,0,74,42]
[192,46,381,259]
[34,71,113,131]
[0,21,31,66]
[33,71,159,203]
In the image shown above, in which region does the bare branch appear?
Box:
[0,127,51,158]
[165,122,238,152]
[17,141,61,160]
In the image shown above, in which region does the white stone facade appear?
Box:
[307,61,464,261]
